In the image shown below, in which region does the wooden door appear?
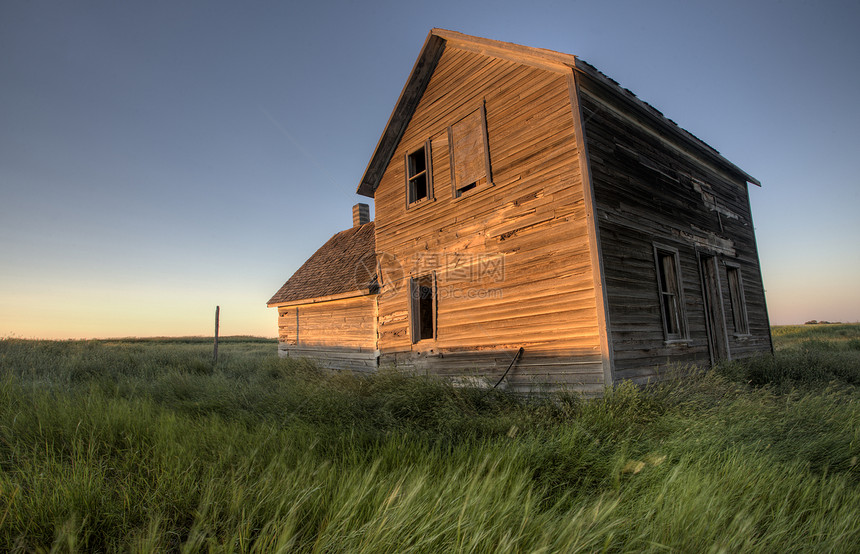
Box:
[699,255,729,363]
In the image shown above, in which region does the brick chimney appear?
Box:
[352,203,370,227]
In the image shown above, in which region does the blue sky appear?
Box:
[1,0,858,338]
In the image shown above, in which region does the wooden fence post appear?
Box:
[214,305,220,364]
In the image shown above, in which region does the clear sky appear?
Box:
[1,0,858,338]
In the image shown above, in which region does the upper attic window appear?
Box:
[449,103,492,198]
[406,142,432,205]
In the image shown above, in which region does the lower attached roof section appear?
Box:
[267,288,376,308]
[267,221,377,306]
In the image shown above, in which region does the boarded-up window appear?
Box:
[449,103,491,198]
[430,131,450,191]
[406,142,432,205]
[726,265,749,335]
[655,248,686,340]
[409,273,436,343]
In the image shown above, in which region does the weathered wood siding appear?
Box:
[373,46,604,392]
[578,74,772,382]
[277,295,378,372]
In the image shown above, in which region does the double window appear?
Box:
[409,273,436,343]
[654,246,687,341]
[405,102,492,206]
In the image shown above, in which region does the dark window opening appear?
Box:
[655,249,685,340]
[727,266,749,334]
[407,146,430,204]
[410,274,435,343]
[418,284,433,340]
[454,179,480,198]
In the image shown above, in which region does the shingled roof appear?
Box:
[267,221,377,306]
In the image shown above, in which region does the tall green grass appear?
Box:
[1,329,859,552]
[721,325,860,390]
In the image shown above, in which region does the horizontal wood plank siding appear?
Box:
[578,74,772,381]
[277,295,378,372]
[277,345,378,372]
[374,46,604,391]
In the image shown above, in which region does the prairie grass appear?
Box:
[0,328,859,552]
[771,323,860,350]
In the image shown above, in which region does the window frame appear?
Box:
[725,263,750,336]
[405,140,433,209]
[409,272,437,344]
[653,244,689,342]
[448,101,493,200]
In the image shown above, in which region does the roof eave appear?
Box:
[357,31,446,197]
[356,29,581,198]
[572,59,761,187]
[267,288,375,308]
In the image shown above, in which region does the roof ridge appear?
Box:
[357,29,758,197]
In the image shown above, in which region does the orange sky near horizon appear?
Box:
[1,1,858,340]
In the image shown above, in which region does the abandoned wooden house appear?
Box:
[267,29,772,393]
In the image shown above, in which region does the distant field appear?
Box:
[1,327,858,552]
[772,323,860,349]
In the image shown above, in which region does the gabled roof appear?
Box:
[267,222,377,307]
[356,29,758,198]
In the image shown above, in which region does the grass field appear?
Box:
[1,326,859,552]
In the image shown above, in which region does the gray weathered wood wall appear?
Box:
[577,71,772,382]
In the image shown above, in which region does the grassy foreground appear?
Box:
[1,328,859,552]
